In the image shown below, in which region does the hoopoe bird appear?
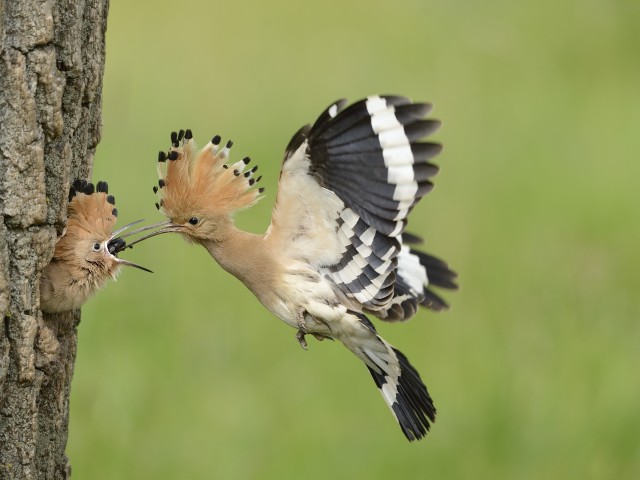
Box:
[39,179,153,313]
[136,95,458,440]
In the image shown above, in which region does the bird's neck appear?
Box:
[199,225,277,299]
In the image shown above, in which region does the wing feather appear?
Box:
[270,96,453,315]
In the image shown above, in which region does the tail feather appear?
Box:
[367,347,436,441]
[345,311,436,441]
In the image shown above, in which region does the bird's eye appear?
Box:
[92,242,101,252]
[188,217,199,225]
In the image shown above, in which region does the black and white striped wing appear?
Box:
[306,95,441,236]
[380,242,459,321]
[273,96,443,312]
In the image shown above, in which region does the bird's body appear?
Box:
[40,180,152,313]
[146,95,457,440]
[40,254,115,313]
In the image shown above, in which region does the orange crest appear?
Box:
[154,130,263,223]
[53,180,118,261]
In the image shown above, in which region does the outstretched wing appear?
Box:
[269,96,450,315]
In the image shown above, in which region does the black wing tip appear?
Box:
[401,232,424,245]
[420,289,450,311]
[283,124,311,162]
[394,102,434,121]
[412,142,443,161]
[309,98,349,133]
[410,249,459,290]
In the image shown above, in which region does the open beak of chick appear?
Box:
[106,219,169,273]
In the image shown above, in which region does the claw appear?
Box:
[296,329,308,350]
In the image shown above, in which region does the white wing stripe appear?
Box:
[351,253,369,269]
[371,110,401,133]
[340,208,360,228]
[393,183,419,201]
[379,127,410,148]
[387,164,416,184]
[365,95,387,114]
[333,261,358,284]
[390,222,404,238]
[360,226,376,246]
[397,246,428,294]
[361,277,386,299]
[354,290,373,304]
[373,259,393,275]
[382,145,414,167]
[355,242,373,260]
[381,245,397,261]
[393,207,410,221]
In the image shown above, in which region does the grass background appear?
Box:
[68,0,639,478]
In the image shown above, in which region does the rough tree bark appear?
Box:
[0,0,109,478]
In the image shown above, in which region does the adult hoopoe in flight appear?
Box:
[40,179,153,313]
[137,95,458,441]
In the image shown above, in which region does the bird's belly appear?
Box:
[261,266,347,336]
[263,296,299,328]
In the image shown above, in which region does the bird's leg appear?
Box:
[295,309,309,349]
[296,329,331,347]
[295,311,334,349]
[295,328,308,350]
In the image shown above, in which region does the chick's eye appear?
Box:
[188,217,198,225]
[92,242,101,252]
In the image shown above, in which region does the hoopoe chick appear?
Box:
[142,96,458,441]
[40,179,153,313]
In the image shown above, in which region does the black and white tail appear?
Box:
[366,346,436,441]
[344,312,436,441]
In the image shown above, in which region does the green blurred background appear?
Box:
[68,0,640,478]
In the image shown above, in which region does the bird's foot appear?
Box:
[311,333,332,342]
[296,329,308,350]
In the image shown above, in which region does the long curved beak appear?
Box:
[108,219,172,254]
[110,219,172,242]
[119,221,183,250]
[107,219,174,273]
[110,219,145,239]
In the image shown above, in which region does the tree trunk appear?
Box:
[0,0,109,478]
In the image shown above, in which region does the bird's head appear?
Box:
[144,129,264,244]
[56,179,152,280]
